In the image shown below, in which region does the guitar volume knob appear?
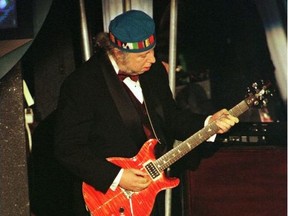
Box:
[119,207,125,215]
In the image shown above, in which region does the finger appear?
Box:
[141,177,150,183]
[221,119,236,128]
[215,119,235,133]
[230,115,239,123]
[221,113,239,124]
[130,168,148,177]
[138,178,151,189]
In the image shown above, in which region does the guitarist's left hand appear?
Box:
[210,109,239,134]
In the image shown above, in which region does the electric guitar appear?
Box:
[82,81,271,216]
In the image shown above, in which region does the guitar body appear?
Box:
[82,139,180,216]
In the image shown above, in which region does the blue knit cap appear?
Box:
[109,10,156,53]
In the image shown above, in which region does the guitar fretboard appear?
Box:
[154,99,252,172]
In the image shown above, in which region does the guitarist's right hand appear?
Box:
[119,168,152,192]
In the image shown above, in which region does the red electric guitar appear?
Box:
[82,81,271,216]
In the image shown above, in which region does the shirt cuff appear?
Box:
[205,115,216,142]
[110,168,124,191]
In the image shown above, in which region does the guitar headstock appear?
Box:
[245,80,273,108]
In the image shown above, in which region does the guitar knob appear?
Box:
[119,207,125,215]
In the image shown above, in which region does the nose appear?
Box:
[147,50,156,63]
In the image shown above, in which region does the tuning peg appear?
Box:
[252,82,258,90]
[247,86,251,93]
[253,100,260,106]
[262,99,269,106]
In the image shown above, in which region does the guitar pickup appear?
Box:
[144,161,161,180]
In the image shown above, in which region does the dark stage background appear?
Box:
[21,0,286,215]
[0,0,286,215]
[22,0,286,121]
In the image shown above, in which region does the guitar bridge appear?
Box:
[144,161,161,179]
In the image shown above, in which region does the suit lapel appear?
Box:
[99,54,147,147]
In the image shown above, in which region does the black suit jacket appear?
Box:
[54,50,206,214]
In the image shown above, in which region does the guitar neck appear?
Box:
[154,99,251,172]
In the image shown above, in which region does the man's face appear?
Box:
[120,48,156,75]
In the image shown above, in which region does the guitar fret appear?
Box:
[230,100,249,117]
[156,122,219,171]
[155,100,250,171]
[156,100,251,171]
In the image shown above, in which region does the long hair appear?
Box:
[94,32,129,65]
[94,32,114,55]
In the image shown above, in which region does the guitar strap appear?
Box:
[140,75,169,157]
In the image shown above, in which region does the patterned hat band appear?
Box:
[109,32,155,52]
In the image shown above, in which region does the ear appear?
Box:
[113,48,127,65]
[112,48,122,57]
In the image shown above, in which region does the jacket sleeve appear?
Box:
[54,71,121,193]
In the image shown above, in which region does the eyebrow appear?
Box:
[140,49,153,56]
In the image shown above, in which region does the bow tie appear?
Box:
[118,72,139,82]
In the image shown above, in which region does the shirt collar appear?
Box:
[108,54,120,75]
